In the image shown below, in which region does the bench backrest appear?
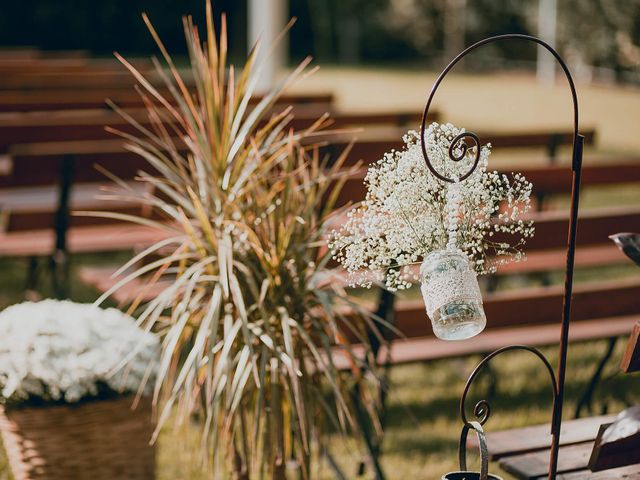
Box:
[0,89,334,112]
[383,277,640,339]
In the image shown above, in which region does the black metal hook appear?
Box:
[419,34,585,480]
[459,345,558,428]
[419,34,584,181]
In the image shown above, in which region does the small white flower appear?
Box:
[329,123,535,290]
[0,300,159,405]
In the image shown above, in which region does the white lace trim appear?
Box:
[420,253,483,317]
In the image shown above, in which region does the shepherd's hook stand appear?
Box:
[420,34,584,480]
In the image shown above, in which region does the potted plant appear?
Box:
[88,2,379,478]
[0,299,159,480]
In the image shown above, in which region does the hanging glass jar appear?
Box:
[419,178,487,341]
[420,249,486,341]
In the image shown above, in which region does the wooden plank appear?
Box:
[5,126,588,161]
[499,443,594,479]
[0,224,164,257]
[327,127,596,167]
[555,463,640,479]
[0,90,333,112]
[0,108,437,150]
[3,131,611,189]
[342,315,640,368]
[0,71,142,90]
[0,182,150,232]
[497,244,627,274]
[512,206,640,251]
[324,244,628,282]
[621,321,640,373]
[393,277,640,339]
[336,160,640,208]
[468,415,615,461]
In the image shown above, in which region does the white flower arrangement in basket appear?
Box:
[0,299,158,407]
[330,123,535,340]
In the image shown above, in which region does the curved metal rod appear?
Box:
[419,34,585,480]
[419,33,581,181]
[460,345,558,427]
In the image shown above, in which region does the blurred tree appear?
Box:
[291,0,400,64]
[0,0,246,59]
[0,0,637,80]
[557,0,640,80]
[381,0,533,67]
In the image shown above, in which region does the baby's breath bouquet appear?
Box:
[330,123,534,339]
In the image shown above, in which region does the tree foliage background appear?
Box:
[0,0,638,80]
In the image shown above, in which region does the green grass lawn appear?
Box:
[0,172,637,480]
[153,340,640,480]
[1,69,639,479]
[0,252,638,480]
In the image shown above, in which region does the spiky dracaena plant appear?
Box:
[85,3,381,478]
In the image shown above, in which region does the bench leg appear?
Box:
[49,250,70,300]
[50,155,75,299]
[323,448,348,480]
[352,385,385,480]
[24,256,41,300]
[574,337,617,418]
[352,286,394,479]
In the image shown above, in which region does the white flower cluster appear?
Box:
[0,300,159,405]
[329,123,535,290]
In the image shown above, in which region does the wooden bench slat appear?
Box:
[0,182,151,232]
[554,463,640,479]
[322,244,628,283]
[499,442,595,479]
[337,160,640,207]
[0,90,334,112]
[327,127,596,167]
[393,277,640,339]
[335,315,640,368]
[0,224,163,257]
[0,181,146,213]
[469,415,615,461]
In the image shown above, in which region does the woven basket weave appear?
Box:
[0,396,155,480]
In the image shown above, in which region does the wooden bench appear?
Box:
[324,127,596,165]
[77,206,640,322]
[337,159,640,209]
[0,107,437,150]
[0,89,334,112]
[0,103,440,296]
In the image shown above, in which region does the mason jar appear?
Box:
[420,249,486,341]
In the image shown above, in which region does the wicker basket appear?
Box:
[0,396,155,480]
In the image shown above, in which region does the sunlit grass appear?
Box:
[0,66,639,479]
[2,253,637,480]
[146,340,638,480]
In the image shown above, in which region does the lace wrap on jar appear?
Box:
[420,249,486,341]
[420,253,483,317]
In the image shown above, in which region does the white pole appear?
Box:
[537,0,557,85]
[248,0,288,93]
